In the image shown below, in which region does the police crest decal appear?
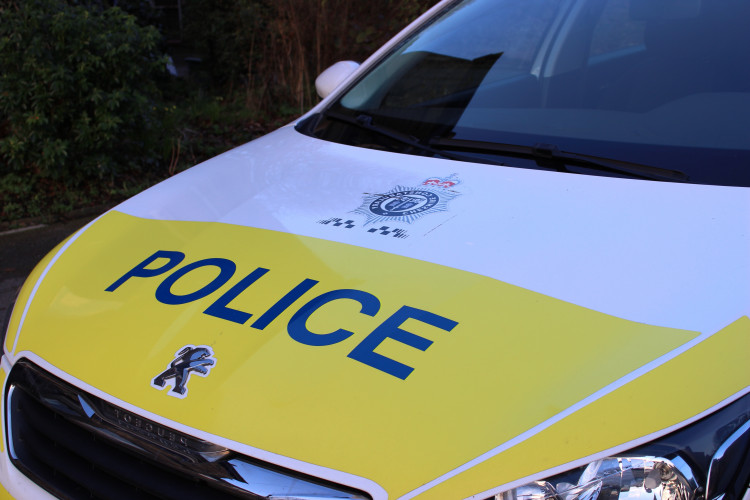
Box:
[354,174,462,225]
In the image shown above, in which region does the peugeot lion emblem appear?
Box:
[151,345,216,399]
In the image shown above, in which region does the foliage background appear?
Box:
[0,0,435,223]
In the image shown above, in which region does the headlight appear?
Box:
[499,457,695,500]
[491,393,750,500]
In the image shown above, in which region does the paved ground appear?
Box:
[0,216,99,329]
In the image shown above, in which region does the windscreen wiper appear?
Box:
[428,137,689,183]
[321,110,507,166]
[321,111,689,182]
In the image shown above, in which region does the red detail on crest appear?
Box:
[423,179,456,188]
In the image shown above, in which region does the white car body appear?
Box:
[2,0,749,499]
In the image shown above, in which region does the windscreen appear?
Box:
[302,0,750,187]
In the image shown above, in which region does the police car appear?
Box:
[2,0,749,498]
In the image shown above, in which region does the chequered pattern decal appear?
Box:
[318,218,356,229]
[318,218,408,238]
[316,175,462,241]
[367,226,408,239]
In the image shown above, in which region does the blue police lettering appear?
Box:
[204,267,269,324]
[348,306,458,380]
[106,250,185,292]
[107,251,458,379]
[155,258,236,305]
[251,278,318,330]
[287,289,380,346]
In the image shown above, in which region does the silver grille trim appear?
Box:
[6,360,370,500]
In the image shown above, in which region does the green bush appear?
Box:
[0,0,437,222]
[0,0,168,217]
[182,0,437,113]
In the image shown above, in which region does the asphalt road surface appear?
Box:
[1,216,99,330]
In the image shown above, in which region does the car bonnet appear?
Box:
[4,126,749,499]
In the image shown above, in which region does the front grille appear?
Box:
[5,360,369,500]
